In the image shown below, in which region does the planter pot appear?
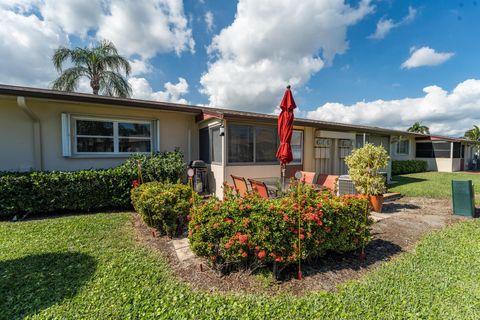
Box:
[369,195,384,213]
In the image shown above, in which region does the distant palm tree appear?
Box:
[52,40,132,97]
[407,121,430,134]
[464,125,480,142]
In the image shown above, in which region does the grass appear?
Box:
[389,172,480,204]
[1,213,480,319]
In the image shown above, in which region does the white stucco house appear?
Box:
[0,84,476,198]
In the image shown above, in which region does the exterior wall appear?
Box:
[417,158,453,172]
[303,126,315,172]
[225,165,281,186]
[0,96,198,172]
[0,97,36,171]
[452,158,462,172]
[390,136,416,161]
[208,163,225,199]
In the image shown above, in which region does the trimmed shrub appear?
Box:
[345,143,390,196]
[188,182,371,275]
[131,182,196,237]
[0,151,186,217]
[392,160,428,175]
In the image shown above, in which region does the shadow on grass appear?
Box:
[0,252,96,319]
[390,175,427,189]
[281,239,402,281]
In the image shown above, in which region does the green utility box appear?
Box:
[451,180,476,217]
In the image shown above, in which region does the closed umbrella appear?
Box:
[276,85,297,186]
[276,85,301,279]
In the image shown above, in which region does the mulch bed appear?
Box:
[132,197,467,296]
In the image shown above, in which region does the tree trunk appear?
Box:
[90,78,100,95]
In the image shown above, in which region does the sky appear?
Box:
[0,0,479,136]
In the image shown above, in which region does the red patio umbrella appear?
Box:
[276,85,301,280]
[276,85,297,180]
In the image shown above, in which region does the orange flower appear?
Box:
[257,250,266,259]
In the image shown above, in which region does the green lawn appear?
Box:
[389,172,480,204]
[2,213,480,319]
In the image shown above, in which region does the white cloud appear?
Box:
[0,1,193,90]
[401,46,454,69]
[97,0,195,59]
[205,10,214,31]
[306,79,480,136]
[129,59,153,76]
[0,8,67,87]
[200,0,373,113]
[129,77,189,104]
[369,6,416,40]
[40,0,104,37]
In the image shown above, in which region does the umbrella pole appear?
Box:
[281,163,286,191]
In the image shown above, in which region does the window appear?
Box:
[228,124,254,163]
[72,117,152,154]
[227,124,303,164]
[211,126,223,163]
[396,140,410,155]
[199,127,210,163]
[255,126,278,163]
[199,125,223,164]
[291,130,303,164]
[356,134,368,148]
[416,142,451,158]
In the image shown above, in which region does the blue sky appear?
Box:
[1,0,479,135]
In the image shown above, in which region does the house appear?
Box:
[0,84,476,198]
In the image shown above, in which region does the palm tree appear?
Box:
[464,125,480,142]
[407,121,430,134]
[52,40,132,97]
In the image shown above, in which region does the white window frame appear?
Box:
[396,139,410,155]
[62,114,159,157]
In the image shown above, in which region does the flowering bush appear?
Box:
[188,182,371,276]
[131,182,197,237]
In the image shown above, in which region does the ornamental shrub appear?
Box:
[124,150,186,183]
[392,160,427,175]
[345,143,390,196]
[188,182,371,276]
[0,151,186,217]
[131,182,196,237]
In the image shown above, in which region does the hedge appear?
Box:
[0,151,185,217]
[131,181,196,237]
[392,160,428,175]
[189,182,372,277]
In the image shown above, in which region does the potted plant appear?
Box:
[344,143,389,213]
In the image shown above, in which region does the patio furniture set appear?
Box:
[230,171,339,199]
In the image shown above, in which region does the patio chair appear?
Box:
[316,174,339,193]
[248,179,271,199]
[231,175,249,197]
[298,171,317,185]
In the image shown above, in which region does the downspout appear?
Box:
[17,96,43,170]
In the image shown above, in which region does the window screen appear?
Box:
[228,124,254,163]
[211,126,223,163]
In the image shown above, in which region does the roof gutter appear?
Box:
[17,96,43,170]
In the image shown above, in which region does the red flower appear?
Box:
[132,180,140,188]
[242,252,248,258]
[223,218,234,224]
[257,250,266,259]
[300,234,305,240]
[275,256,283,262]
[238,234,248,244]
[225,242,232,249]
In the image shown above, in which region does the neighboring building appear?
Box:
[0,84,476,198]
